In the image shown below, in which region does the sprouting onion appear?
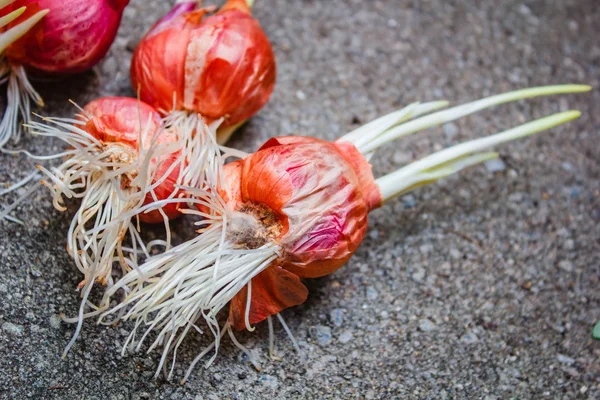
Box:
[0,0,129,147]
[86,84,590,382]
[131,0,276,145]
[2,96,223,357]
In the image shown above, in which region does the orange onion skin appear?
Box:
[131,0,276,128]
[81,97,182,224]
[219,136,382,329]
[3,0,129,74]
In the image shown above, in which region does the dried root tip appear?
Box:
[228,327,261,371]
[0,170,40,224]
[376,110,582,202]
[276,313,304,363]
[61,278,97,358]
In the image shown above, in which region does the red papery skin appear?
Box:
[81,97,182,224]
[3,0,129,74]
[220,136,382,330]
[130,0,276,128]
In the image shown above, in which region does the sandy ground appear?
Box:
[1,0,599,399]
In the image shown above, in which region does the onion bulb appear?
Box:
[0,0,129,148]
[131,0,276,145]
[19,96,222,356]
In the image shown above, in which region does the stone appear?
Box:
[419,319,435,332]
[2,322,24,336]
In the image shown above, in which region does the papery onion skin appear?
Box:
[3,0,129,74]
[81,97,182,223]
[131,0,276,128]
[219,136,382,329]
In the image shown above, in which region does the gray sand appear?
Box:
[1,0,599,398]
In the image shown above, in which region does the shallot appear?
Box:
[131,0,276,144]
[8,96,222,355]
[93,85,590,381]
[0,0,129,147]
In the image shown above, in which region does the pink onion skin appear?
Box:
[3,0,129,74]
[230,136,381,279]
[82,97,183,224]
[220,136,381,329]
[131,0,276,128]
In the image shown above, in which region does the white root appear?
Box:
[0,4,49,147]
[94,188,283,380]
[0,170,40,223]
[16,106,223,356]
[276,313,304,362]
[0,64,45,148]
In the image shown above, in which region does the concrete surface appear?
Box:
[1,0,599,398]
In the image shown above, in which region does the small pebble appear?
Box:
[557,354,575,365]
[485,158,506,173]
[3,322,24,336]
[402,194,417,208]
[419,319,435,332]
[443,122,459,139]
[449,248,462,260]
[50,314,62,330]
[561,161,575,172]
[460,332,479,344]
[519,4,532,15]
[126,38,139,52]
[296,90,307,100]
[412,267,425,282]
[419,244,433,255]
[315,325,333,346]
[558,260,574,272]
[259,374,279,389]
[338,330,354,344]
[330,309,344,327]
[366,287,379,300]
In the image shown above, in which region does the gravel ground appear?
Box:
[1,0,599,399]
